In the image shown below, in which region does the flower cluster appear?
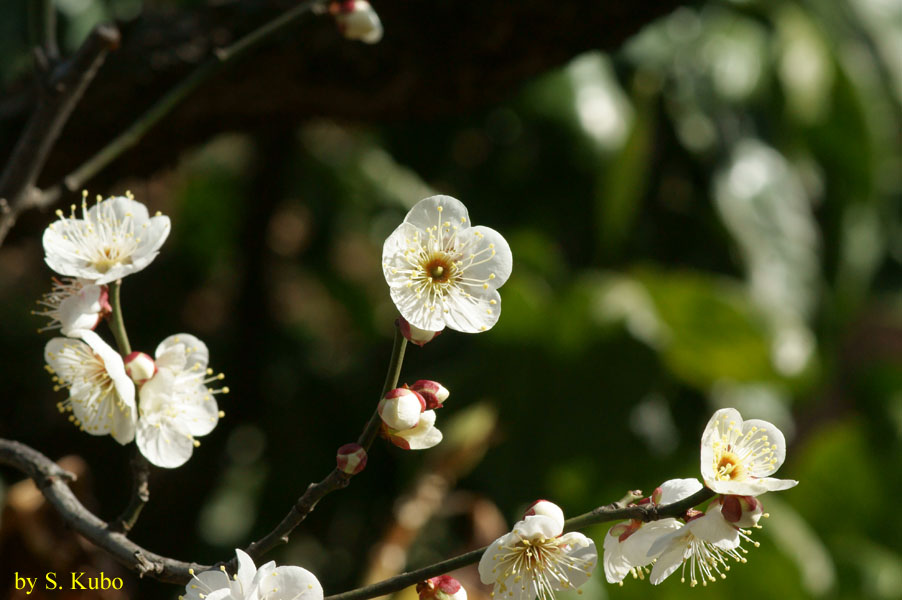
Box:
[603,408,797,587]
[39,194,226,468]
[181,549,323,600]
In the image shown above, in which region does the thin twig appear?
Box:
[111,448,151,534]
[41,0,60,62]
[0,23,119,247]
[244,325,408,561]
[322,487,717,600]
[40,0,326,209]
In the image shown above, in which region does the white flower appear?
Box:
[42,194,170,285]
[478,502,597,600]
[701,408,798,495]
[44,329,137,444]
[332,0,383,44]
[33,277,110,336]
[647,502,750,587]
[603,478,702,584]
[384,409,443,450]
[181,548,323,600]
[136,334,226,468]
[383,195,512,333]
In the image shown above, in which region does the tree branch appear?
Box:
[0,431,716,594]
[111,448,151,534]
[0,0,685,202]
[243,324,408,560]
[38,0,326,210]
[0,23,119,246]
[0,323,411,584]
[322,487,717,600]
[0,438,206,583]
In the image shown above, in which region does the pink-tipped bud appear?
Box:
[410,380,449,410]
[330,0,383,44]
[523,499,565,531]
[378,387,426,431]
[719,495,764,527]
[124,351,156,385]
[336,443,368,475]
[398,317,442,347]
[417,576,467,600]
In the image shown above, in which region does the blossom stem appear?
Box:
[108,280,131,356]
[322,487,716,600]
[358,325,408,449]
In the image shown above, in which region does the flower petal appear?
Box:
[254,565,323,600]
[657,478,704,505]
[403,195,470,232]
[136,413,194,468]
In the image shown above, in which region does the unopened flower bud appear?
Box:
[336,443,368,475]
[124,351,156,385]
[524,499,565,531]
[417,575,467,600]
[719,494,765,527]
[410,380,449,410]
[378,387,426,430]
[330,0,383,44]
[398,317,441,347]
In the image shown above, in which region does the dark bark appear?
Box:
[0,0,684,193]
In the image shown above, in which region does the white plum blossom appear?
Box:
[331,0,383,44]
[44,329,137,444]
[602,478,703,584]
[701,408,798,496]
[42,193,170,285]
[136,333,226,468]
[383,195,512,333]
[479,501,597,600]
[180,548,323,600]
[33,277,110,336]
[647,502,751,587]
[384,409,442,450]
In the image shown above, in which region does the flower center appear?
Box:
[715,451,745,481]
[489,535,593,600]
[425,255,453,283]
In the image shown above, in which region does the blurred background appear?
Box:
[1,0,901,598]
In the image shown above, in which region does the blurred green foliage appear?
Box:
[1,0,901,599]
